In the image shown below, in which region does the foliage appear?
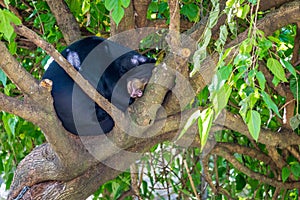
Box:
[147,0,169,20]
[92,172,131,200]
[104,0,130,26]
[66,0,110,35]
[0,8,21,54]
[0,114,44,189]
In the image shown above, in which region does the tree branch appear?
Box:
[45,0,81,44]
[0,93,42,126]
[212,145,300,189]
[0,42,49,107]
[219,111,300,148]
[8,107,199,199]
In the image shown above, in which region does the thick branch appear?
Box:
[0,42,49,107]
[133,0,152,27]
[8,107,198,199]
[9,128,196,199]
[110,1,135,35]
[259,0,294,11]
[170,0,180,27]
[0,93,42,125]
[129,64,176,127]
[45,0,81,44]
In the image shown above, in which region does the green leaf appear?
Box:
[197,86,209,106]
[0,69,7,87]
[199,108,214,152]
[236,174,246,191]
[111,5,124,25]
[8,115,18,136]
[104,0,117,11]
[272,75,281,87]
[158,2,168,14]
[226,0,235,7]
[290,77,300,99]
[237,4,250,19]
[291,162,300,178]
[228,21,237,37]
[190,29,211,75]
[0,9,22,42]
[290,114,300,130]
[256,71,266,90]
[191,46,207,76]
[202,28,212,47]
[81,0,90,15]
[246,110,261,141]
[257,38,272,59]
[177,110,201,141]
[120,0,130,8]
[239,98,248,121]
[215,25,228,52]
[240,38,253,54]
[104,0,129,25]
[8,40,17,54]
[212,83,232,116]
[2,113,18,137]
[266,58,288,82]
[66,0,82,16]
[281,59,296,77]
[282,166,291,182]
[180,4,199,22]
[248,91,259,109]
[217,47,233,67]
[198,117,203,142]
[261,91,281,117]
[148,2,158,12]
[208,3,219,28]
[217,65,232,81]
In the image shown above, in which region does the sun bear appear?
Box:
[42,36,155,135]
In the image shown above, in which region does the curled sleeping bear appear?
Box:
[42,36,155,136]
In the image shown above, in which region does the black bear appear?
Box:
[42,36,155,136]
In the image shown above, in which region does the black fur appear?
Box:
[42,36,155,135]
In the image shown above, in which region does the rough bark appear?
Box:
[45,0,81,44]
[110,1,135,35]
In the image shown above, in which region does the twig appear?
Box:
[130,164,142,200]
[213,146,300,189]
[183,159,200,200]
[272,187,281,200]
[287,146,300,163]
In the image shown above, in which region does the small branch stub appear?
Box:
[39,79,53,92]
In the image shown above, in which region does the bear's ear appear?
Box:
[138,55,156,65]
[117,54,136,75]
[66,49,81,70]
